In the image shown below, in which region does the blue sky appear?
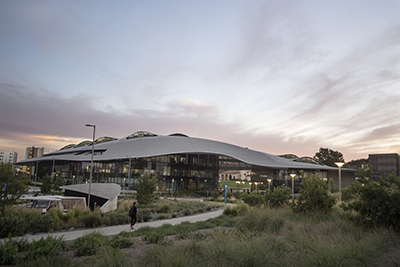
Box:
[1,0,399,161]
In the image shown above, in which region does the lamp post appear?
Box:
[335,162,344,202]
[172,179,174,198]
[249,182,252,192]
[85,124,96,209]
[267,178,272,190]
[255,182,258,192]
[242,181,245,192]
[290,173,296,196]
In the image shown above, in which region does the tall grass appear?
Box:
[133,207,400,267]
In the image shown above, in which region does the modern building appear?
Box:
[16,131,355,193]
[0,150,18,164]
[23,146,56,177]
[368,153,400,179]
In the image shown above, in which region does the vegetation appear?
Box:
[341,172,400,231]
[291,173,336,213]
[40,174,52,195]
[135,174,158,209]
[313,147,345,167]
[264,185,291,208]
[242,191,263,207]
[0,163,28,214]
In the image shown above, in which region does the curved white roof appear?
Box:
[17,133,340,171]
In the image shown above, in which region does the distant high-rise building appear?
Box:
[368,153,400,179]
[24,146,56,176]
[0,150,18,164]
[25,146,55,160]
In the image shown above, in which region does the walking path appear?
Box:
[3,208,224,243]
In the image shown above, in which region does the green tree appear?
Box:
[187,180,196,192]
[341,173,400,231]
[136,174,158,209]
[242,191,263,207]
[355,163,373,183]
[53,176,64,191]
[0,164,28,214]
[291,173,336,213]
[264,185,291,208]
[314,147,345,167]
[40,174,52,195]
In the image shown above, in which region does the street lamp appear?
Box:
[267,178,272,190]
[335,162,344,202]
[255,182,258,192]
[85,124,96,209]
[172,179,174,198]
[290,173,296,196]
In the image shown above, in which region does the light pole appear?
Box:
[267,178,272,190]
[172,179,174,198]
[290,173,296,196]
[255,182,258,192]
[335,162,344,202]
[85,124,96,209]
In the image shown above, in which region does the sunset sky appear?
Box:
[1,0,399,162]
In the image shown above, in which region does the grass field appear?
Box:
[219,180,261,190]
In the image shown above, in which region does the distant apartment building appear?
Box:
[368,153,400,179]
[24,146,56,176]
[0,150,18,164]
[219,170,252,181]
[25,146,55,160]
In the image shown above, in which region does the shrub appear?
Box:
[233,192,243,200]
[223,203,249,216]
[28,214,54,233]
[80,213,102,228]
[138,210,151,222]
[23,236,66,261]
[109,235,135,249]
[103,213,129,226]
[341,173,400,231]
[0,237,21,265]
[242,191,264,207]
[158,203,171,214]
[291,174,336,214]
[73,231,108,256]
[142,230,165,244]
[264,186,291,208]
[210,190,220,199]
[0,215,25,237]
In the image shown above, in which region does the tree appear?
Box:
[264,185,291,208]
[41,174,52,195]
[135,174,158,209]
[291,173,336,213]
[313,147,345,167]
[0,164,28,214]
[341,173,400,231]
[355,163,373,183]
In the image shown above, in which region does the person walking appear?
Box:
[129,202,137,230]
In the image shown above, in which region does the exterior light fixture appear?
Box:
[335,162,344,202]
[267,178,272,190]
[290,173,296,196]
[85,124,96,209]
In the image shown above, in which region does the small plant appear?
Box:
[109,235,135,249]
[79,213,102,228]
[142,230,166,244]
[73,231,108,256]
[210,190,220,199]
[28,214,54,233]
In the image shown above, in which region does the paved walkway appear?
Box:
[3,208,224,243]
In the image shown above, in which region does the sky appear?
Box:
[0,0,399,162]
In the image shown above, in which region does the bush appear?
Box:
[210,190,220,199]
[73,231,108,256]
[291,174,336,214]
[0,215,25,237]
[233,192,243,200]
[138,210,151,222]
[341,173,400,231]
[0,237,21,265]
[242,191,264,207]
[264,186,291,208]
[23,236,66,261]
[158,203,171,213]
[80,213,102,228]
[142,230,166,244]
[223,203,249,216]
[109,235,135,249]
[28,214,54,233]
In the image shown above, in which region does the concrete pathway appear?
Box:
[3,208,224,243]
